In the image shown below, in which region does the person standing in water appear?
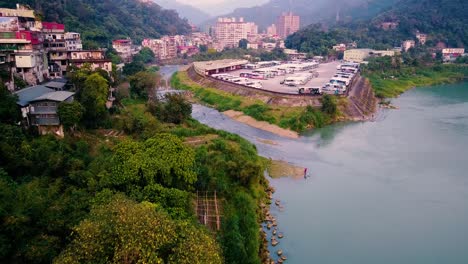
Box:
[304,168,308,179]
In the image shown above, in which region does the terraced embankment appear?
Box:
[343,75,378,121]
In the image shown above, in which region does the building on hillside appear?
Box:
[379,22,398,30]
[213,17,258,50]
[283,49,307,60]
[43,22,68,78]
[193,59,248,75]
[402,40,415,52]
[372,50,396,57]
[142,36,177,60]
[68,50,112,72]
[112,38,139,63]
[190,32,213,48]
[346,42,358,49]
[333,43,347,52]
[178,45,199,57]
[276,12,300,38]
[442,48,465,62]
[14,85,74,137]
[415,32,427,45]
[344,48,396,62]
[0,4,49,86]
[64,32,82,50]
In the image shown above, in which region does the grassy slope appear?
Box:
[171,71,332,132]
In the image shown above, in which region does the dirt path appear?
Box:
[223,110,299,139]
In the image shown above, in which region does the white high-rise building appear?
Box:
[213,17,258,50]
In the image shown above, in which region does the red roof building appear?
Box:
[42,22,65,33]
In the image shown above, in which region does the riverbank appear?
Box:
[365,64,468,98]
[171,70,370,136]
[224,110,299,139]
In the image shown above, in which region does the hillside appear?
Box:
[203,0,397,30]
[0,0,191,47]
[154,0,211,25]
[286,0,468,53]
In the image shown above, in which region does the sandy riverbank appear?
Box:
[267,160,305,179]
[223,110,299,139]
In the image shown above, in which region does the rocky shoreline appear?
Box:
[260,185,288,264]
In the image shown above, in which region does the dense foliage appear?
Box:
[0,0,191,48]
[54,194,222,264]
[148,94,193,124]
[0,65,269,263]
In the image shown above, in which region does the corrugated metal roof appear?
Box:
[14,85,55,107]
[194,59,248,71]
[31,91,74,102]
[44,81,66,89]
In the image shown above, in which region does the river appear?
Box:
[191,82,468,264]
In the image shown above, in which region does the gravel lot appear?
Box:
[229,61,342,94]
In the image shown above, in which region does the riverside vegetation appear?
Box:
[0,56,271,263]
[171,71,340,132]
[362,55,468,99]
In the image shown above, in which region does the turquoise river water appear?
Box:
[191,82,468,264]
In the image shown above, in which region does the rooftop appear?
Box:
[31,91,74,102]
[44,81,67,90]
[194,59,248,71]
[14,85,55,107]
[42,22,65,31]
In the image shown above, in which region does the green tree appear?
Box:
[0,83,19,124]
[54,194,221,264]
[321,95,337,117]
[79,73,109,127]
[129,71,159,99]
[149,93,192,124]
[57,101,84,131]
[239,39,248,49]
[122,60,146,76]
[134,47,155,63]
[110,134,197,189]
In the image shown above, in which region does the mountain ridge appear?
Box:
[153,0,211,25]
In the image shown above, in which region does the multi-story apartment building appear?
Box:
[65,32,82,50]
[344,49,396,62]
[276,12,300,38]
[0,4,49,86]
[69,50,112,72]
[112,38,140,63]
[213,17,258,50]
[190,32,213,48]
[142,35,183,60]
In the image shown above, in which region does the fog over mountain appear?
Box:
[153,0,211,24]
[203,0,399,30]
[176,0,270,16]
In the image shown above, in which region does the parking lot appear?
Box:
[229,61,342,94]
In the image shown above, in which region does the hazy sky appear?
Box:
[177,0,270,15]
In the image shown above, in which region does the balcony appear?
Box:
[30,106,57,114]
[31,116,60,126]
